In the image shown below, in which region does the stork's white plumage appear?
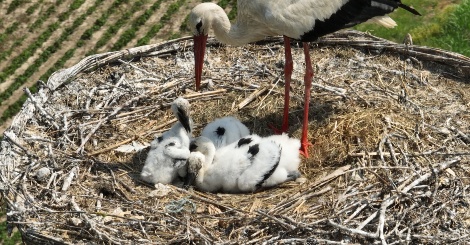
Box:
[141,98,193,184]
[201,116,250,149]
[186,134,301,193]
[189,0,420,157]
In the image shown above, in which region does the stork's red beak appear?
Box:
[193,34,208,91]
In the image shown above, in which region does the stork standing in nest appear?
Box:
[141,97,193,185]
[186,133,301,193]
[188,0,420,157]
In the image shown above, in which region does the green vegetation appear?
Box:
[79,0,129,45]
[136,0,186,46]
[0,22,60,84]
[111,0,165,51]
[0,38,26,62]
[28,0,65,32]
[89,0,146,54]
[0,0,86,90]
[416,0,470,55]
[6,0,28,14]
[354,0,469,56]
[25,0,43,15]
[227,0,237,20]
[0,204,22,245]
[0,0,106,122]
[0,22,19,44]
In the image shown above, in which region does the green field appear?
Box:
[355,0,469,56]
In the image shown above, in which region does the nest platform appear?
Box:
[1,30,470,244]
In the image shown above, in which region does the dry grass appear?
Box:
[1,31,469,244]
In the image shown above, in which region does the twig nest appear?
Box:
[1,32,469,244]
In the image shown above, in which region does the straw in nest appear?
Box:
[1,30,469,244]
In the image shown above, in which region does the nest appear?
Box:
[1,30,469,244]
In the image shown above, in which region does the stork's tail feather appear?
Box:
[369,16,397,28]
[398,3,421,16]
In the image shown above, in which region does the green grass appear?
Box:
[416,0,470,55]
[88,0,146,54]
[111,0,165,51]
[354,0,469,56]
[0,204,22,245]
[136,0,186,46]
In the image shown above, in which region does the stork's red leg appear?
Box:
[269,36,292,134]
[300,42,314,157]
[282,36,293,132]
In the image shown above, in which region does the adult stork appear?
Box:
[189,0,420,157]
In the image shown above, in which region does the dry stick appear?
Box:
[312,81,348,98]
[280,238,358,245]
[449,126,470,144]
[24,88,60,130]
[183,89,227,99]
[377,158,461,243]
[176,188,245,213]
[246,235,273,244]
[349,151,470,157]
[333,158,461,242]
[328,220,377,239]
[235,86,268,111]
[344,203,368,224]
[385,138,399,166]
[163,212,213,243]
[87,118,176,156]
[76,92,150,154]
[387,203,416,237]
[61,166,78,191]
[85,87,97,110]
[278,186,333,216]
[70,196,124,244]
[270,165,351,214]
[112,105,160,119]
[378,133,405,165]
[118,59,163,78]
[3,131,34,157]
[354,207,379,230]
[256,210,296,230]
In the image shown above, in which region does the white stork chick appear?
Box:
[186,134,301,193]
[201,116,250,149]
[141,97,193,184]
[259,133,302,186]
